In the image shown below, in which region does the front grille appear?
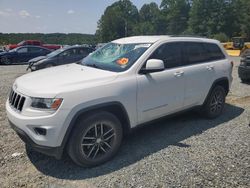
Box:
[246,60,250,66]
[9,89,26,112]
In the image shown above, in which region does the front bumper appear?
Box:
[238,66,250,79]
[26,62,37,71]
[6,99,70,148]
[9,120,63,159]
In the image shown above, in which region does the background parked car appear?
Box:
[238,55,250,82]
[27,45,94,71]
[0,46,51,65]
[4,40,61,51]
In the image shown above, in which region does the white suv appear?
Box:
[6,36,233,166]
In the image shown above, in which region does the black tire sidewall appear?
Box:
[1,56,10,65]
[203,86,226,119]
[68,111,123,167]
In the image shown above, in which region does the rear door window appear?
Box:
[150,42,182,69]
[33,41,41,45]
[78,48,89,56]
[183,42,209,65]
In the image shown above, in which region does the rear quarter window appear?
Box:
[205,43,225,61]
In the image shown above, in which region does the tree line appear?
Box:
[96,0,250,42]
[0,33,96,45]
[1,0,249,45]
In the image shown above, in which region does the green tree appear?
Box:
[236,0,250,40]
[161,0,190,34]
[188,0,235,38]
[133,2,165,35]
[96,0,139,42]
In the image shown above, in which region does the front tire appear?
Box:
[202,85,226,119]
[1,56,11,65]
[67,111,123,167]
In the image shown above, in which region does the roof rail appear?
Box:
[170,35,208,38]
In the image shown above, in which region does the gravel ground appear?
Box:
[0,57,249,188]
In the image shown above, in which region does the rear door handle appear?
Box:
[206,65,214,71]
[174,71,184,77]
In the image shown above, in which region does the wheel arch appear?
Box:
[203,77,229,105]
[59,101,131,156]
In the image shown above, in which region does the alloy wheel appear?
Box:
[80,122,116,160]
[210,89,224,114]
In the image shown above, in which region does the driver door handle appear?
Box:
[174,71,184,77]
[206,65,214,71]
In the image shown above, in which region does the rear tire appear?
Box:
[202,85,226,119]
[67,111,123,167]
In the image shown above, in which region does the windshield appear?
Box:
[46,48,64,58]
[81,42,151,72]
[17,41,25,45]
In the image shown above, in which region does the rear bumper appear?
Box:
[9,120,63,159]
[238,66,250,79]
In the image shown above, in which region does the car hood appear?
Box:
[29,56,47,63]
[15,63,118,98]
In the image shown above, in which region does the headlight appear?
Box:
[31,98,63,110]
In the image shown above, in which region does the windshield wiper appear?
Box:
[85,63,102,69]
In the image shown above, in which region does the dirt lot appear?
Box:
[0,58,249,188]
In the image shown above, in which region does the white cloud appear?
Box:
[35,15,41,19]
[5,8,13,12]
[67,9,75,14]
[0,10,11,17]
[19,10,31,18]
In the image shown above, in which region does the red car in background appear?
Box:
[4,40,61,51]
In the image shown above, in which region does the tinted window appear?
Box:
[41,49,49,53]
[17,47,28,53]
[59,49,76,57]
[184,42,209,65]
[78,48,89,56]
[150,42,182,68]
[28,47,43,53]
[205,43,225,60]
[33,41,41,45]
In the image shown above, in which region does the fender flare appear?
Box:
[57,101,131,157]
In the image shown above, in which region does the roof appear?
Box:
[15,45,51,50]
[112,35,219,44]
[113,36,171,44]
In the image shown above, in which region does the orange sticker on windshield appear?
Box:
[117,58,129,65]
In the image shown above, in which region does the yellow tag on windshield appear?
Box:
[117,58,129,65]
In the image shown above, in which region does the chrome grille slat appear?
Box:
[9,90,26,112]
[12,93,17,105]
[9,90,14,103]
[17,97,22,110]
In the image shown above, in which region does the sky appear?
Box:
[0,0,162,34]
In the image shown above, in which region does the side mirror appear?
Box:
[140,59,165,74]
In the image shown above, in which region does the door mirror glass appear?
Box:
[140,59,165,74]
